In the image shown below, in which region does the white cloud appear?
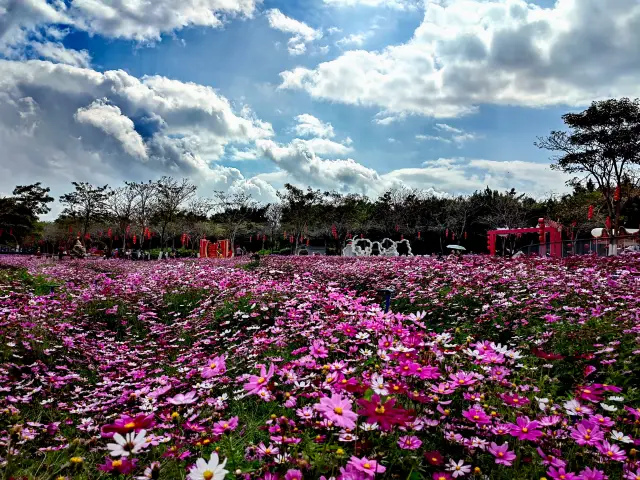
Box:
[294,113,335,138]
[31,41,91,67]
[383,158,572,197]
[75,99,148,160]
[266,9,322,56]
[323,0,418,9]
[281,0,640,118]
[256,138,381,194]
[0,0,259,55]
[301,137,354,157]
[0,59,273,200]
[327,27,342,35]
[336,32,370,47]
[418,123,482,146]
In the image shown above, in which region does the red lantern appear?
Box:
[306,238,310,246]
[68,226,73,233]
[360,233,363,238]
[400,234,404,240]
[395,224,399,232]
[614,186,621,202]
[452,233,456,240]
[108,228,112,238]
[587,205,594,220]
[464,231,468,240]
[445,229,449,237]
[605,217,611,230]
[133,235,137,244]
[538,218,545,243]
[417,231,421,239]
[263,234,266,241]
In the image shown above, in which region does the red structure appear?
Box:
[199,239,233,258]
[487,218,563,258]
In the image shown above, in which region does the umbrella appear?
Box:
[447,245,466,251]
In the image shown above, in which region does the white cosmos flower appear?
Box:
[611,431,633,443]
[107,430,148,457]
[187,453,228,480]
[608,396,624,402]
[600,403,618,412]
[371,374,388,395]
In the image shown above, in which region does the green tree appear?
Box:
[59,182,111,243]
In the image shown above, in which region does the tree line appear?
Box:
[1,98,639,255]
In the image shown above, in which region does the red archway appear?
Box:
[487,218,563,258]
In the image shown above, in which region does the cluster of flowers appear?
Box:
[0,253,639,479]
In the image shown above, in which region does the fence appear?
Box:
[508,235,639,258]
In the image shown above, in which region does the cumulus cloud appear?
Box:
[256,138,381,194]
[336,33,371,47]
[30,41,91,67]
[266,9,322,56]
[323,0,418,9]
[294,113,335,138]
[280,0,640,117]
[0,0,258,51]
[75,99,148,159]
[301,138,354,157]
[382,158,572,197]
[0,59,273,200]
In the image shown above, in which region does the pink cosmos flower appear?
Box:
[590,414,615,428]
[212,416,239,436]
[579,467,608,480]
[98,457,137,475]
[509,416,542,441]
[500,393,530,407]
[547,467,579,480]
[284,469,303,480]
[447,460,471,478]
[432,474,453,480]
[101,414,156,438]
[596,440,627,461]
[256,443,279,458]
[487,442,516,466]
[397,435,422,450]
[449,371,477,387]
[167,391,198,405]
[310,340,329,358]
[536,448,566,468]
[623,468,640,480]
[430,383,455,395]
[348,456,386,477]
[462,406,491,425]
[570,421,604,446]
[244,364,275,394]
[314,394,358,430]
[201,355,226,379]
[416,365,441,380]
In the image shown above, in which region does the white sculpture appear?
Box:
[344,238,413,257]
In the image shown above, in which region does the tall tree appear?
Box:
[536,98,640,242]
[153,177,197,248]
[1,183,54,247]
[277,184,322,251]
[212,191,256,252]
[106,184,138,250]
[264,203,282,249]
[59,182,110,243]
[13,183,54,215]
[127,180,157,248]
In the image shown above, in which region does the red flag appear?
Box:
[614,186,621,202]
[417,231,421,239]
[133,235,137,244]
[464,231,468,240]
[605,217,611,230]
[69,226,73,233]
[108,228,112,238]
[263,234,266,241]
[395,224,399,232]
[306,238,310,246]
[452,233,456,240]
[587,205,594,220]
[445,228,449,237]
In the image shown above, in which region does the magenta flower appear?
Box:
[97,456,137,475]
[570,421,604,446]
[397,435,422,450]
[284,469,303,480]
[314,393,358,429]
[487,442,516,466]
[547,467,579,480]
[624,468,640,480]
[596,440,627,462]
[432,474,453,480]
[167,391,198,405]
[509,416,542,441]
[244,363,275,394]
[100,414,155,438]
[449,371,477,387]
[590,414,615,428]
[348,456,386,477]
[579,467,608,480]
[500,393,530,407]
[202,355,226,379]
[212,416,239,435]
[462,406,491,425]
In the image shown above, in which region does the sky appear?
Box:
[1,0,639,215]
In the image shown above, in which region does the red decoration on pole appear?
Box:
[132,234,137,244]
[464,231,468,240]
[395,224,399,232]
[249,235,252,242]
[614,185,621,202]
[69,226,73,233]
[263,234,266,241]
[538,218,545,243]
[606,216,611,230]
[587,205,594,220]
[445,228,449,238]
[417,231,421,239]
[306,238,310,246]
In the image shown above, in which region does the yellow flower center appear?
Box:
[70,456,83,464]
[210,363,217,368]
[513,398,519,403]
[473,415,479,420]
[363,463,371,469]
[334,407,343,414]
[432,457,438,462]
[336,448,345,455]
[124,422,136,429]
[585,434,591,440]
[403,366,409,371]
[265,449,271,454]
[375,405,385,414]
[112,460,123,468]
[583,389,591,394]
[607,451,613,457]
[455,466,461,471]
[522,428,528,433]
[171,412,179,419]
[393,385,400,391]
[223,423,229,429]
[458,379,465,384]
[444,409,450,415]
[258,377,265,384]
[203,470,214,480]
[498,452,504,457]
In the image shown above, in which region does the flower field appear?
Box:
[1,254,640,480]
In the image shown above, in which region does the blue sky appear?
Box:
[1,0,638,208]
